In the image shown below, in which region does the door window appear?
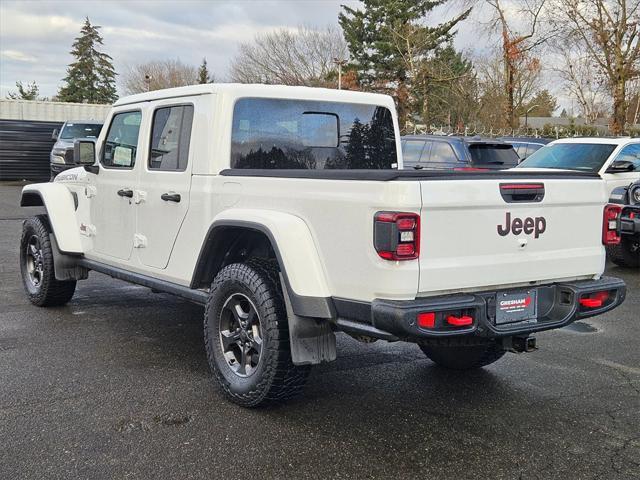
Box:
[614,143,640,170]
[149,105,194,171]
[102,111,142,168]
[429,142,458,164]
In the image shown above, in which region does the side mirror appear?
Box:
[606,160,635,173]
[74,139,97,165]
[51,129,58,141]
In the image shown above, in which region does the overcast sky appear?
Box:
[0,0,516,100]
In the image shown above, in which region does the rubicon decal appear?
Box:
[497,212,546,238]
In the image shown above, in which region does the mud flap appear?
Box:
[50,234,88,281]
[282,279,336,365]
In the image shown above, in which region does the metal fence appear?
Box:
[0,120,63,181]
[0,99,110,122]
[404,123,640,139]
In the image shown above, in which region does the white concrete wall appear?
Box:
[0,99,110,122]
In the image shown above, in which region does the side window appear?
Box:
[614,143,640,170]
[420,141,432,162]
[402,140,426,165]
[102,111,142,168]
[524,144,541,159]
[429,142,458,163]
[149,105,194,171]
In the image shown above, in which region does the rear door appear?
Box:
[417,176,606,295]
[134,98,197,269]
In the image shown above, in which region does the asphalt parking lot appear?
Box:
[0,182,638,480]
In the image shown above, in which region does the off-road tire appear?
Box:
[20,215,76,307]
[420,339,506,370]
[606,237,640,268]
[204,258,310,407]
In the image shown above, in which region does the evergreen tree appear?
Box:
[6,81,40,100]
[344,118,368,168]
[198,57,214,84]
[339,0,471,128]
[57,18,117,104]
[421,44,476,127]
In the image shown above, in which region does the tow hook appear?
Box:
[503,336,537,353]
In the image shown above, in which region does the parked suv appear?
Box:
[20,85,626,407]
[607,180,640,267]
[401,135,519,170]
[50,120,103,179]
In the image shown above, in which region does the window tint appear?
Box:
[149,105,194,171]
[429,142,458,163]
[402,140,426,166]
[468,144,519,167]
[614,143,640,170]
[231,98,397,169]
[102,111,142,168]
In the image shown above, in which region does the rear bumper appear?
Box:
[335,276,626,341]
[620,206,640,235]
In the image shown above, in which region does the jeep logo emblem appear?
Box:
[498,212,546,238]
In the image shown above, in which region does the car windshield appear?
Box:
[468,144,519,166]
[518,143,617,172]
[60,123,102,140]
[231,98,397,169]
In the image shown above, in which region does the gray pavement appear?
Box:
[0,182,638,480]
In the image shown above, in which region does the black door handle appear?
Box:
[161,192,181,202]
[117,189,133,198]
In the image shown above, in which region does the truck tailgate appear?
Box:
[418,177,606,295]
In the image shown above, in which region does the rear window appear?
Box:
[518,143,617,172]
[231,98,397,169]
[468,144,519,167]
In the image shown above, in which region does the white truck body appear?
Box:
[25,84,610,302]
[19,84,627,406]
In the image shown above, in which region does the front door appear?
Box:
[135,101,196,269]
[602,143,640,193]
[90,109,143,261]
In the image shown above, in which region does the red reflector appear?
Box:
[580,291,609,308]
[592,291,609,302]
[579,298,603,308]
[396,243,415,256]
[446,315,474,326]
[396,218,416,230]
[500,183,544,190]
[417,312,435,328]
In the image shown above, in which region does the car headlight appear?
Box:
[51,155,66,164]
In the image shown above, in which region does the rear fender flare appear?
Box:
[195,209,334,318]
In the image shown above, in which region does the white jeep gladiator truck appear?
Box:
[20,84,626,407]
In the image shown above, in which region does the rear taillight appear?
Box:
[374,211,420,260]
[603,204,622,245]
